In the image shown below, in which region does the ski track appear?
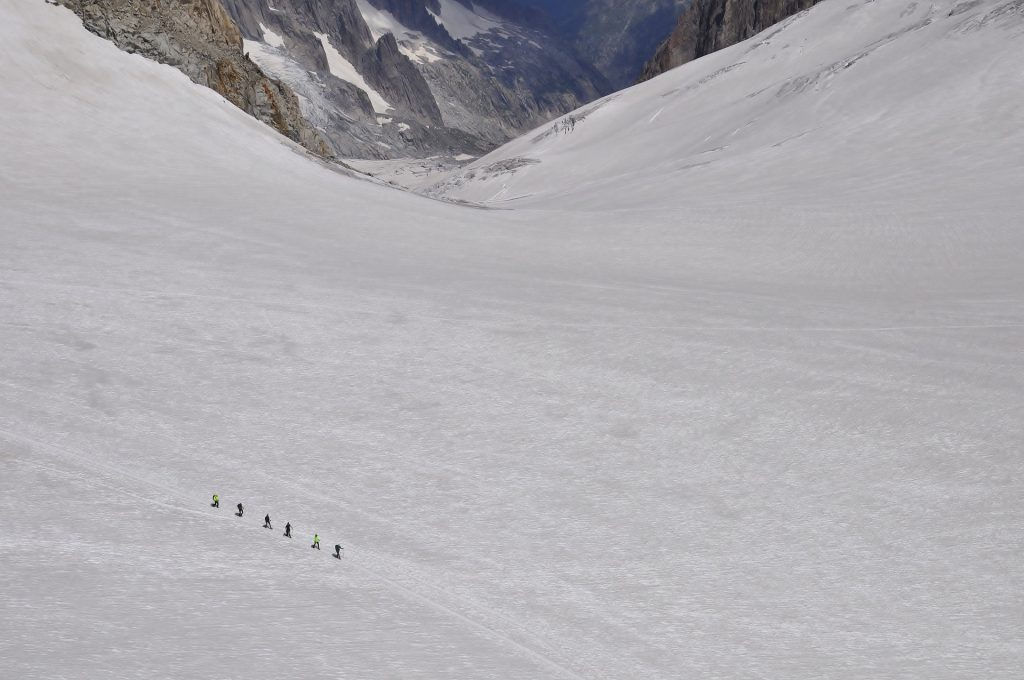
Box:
[2,279,1021,334]
[0,427,602,680]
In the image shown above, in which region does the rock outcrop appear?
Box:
[637,0,821,82]
[58,0,330,155]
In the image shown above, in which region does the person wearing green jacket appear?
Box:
[312,534,320,550]
[211,494,219,508]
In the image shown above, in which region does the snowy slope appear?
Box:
[437,0,1024,215]
[2,1,1023,679]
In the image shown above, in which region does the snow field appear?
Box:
[1,1,1022,679]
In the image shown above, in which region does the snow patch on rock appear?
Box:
[259,22,284,48]
[314,31,391,114]
[429,0,508,41]
[355,0,444,64]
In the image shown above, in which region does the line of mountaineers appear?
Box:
[211,493,343,559]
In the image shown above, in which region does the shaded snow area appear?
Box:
[429,0,509,41]
[314,31,392,114]
[355,0,445,64]
[2,1,1023,679]
[258,21,284,48]
[345,156,475,192]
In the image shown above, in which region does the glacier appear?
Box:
[0,0,1022,679]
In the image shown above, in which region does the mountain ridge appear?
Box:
[224,0,610,158]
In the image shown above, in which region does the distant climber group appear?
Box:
[212,494,343,559]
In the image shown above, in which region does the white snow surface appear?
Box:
[429,0,508,40]
[2,1,1024,679]
[314,31,392,114]
[437,0,1024,216]
[355,0,405,41]
[259,21,285,48]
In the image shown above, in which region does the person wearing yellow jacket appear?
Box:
[311,534,320,550]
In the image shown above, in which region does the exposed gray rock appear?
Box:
[365,31,443,125]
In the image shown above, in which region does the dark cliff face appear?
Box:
[519,0,692,89]
[402,0,610,140]
[638,0,821,82]
[58,0,329,156]
[573,0,691,89]
[368,32,444,125]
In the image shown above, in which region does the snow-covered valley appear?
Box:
[1,1,1022,679]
